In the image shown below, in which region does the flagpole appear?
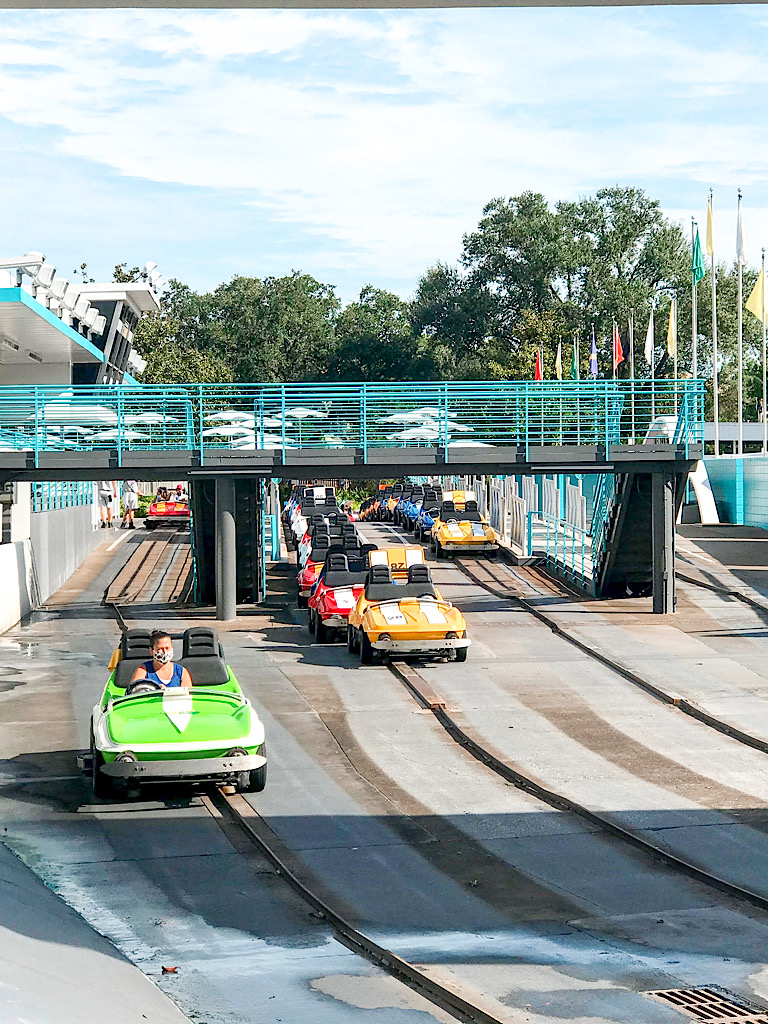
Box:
[651,309,656,421]
[691,217,698,379]
[710,189,719,456]
[629,310,635,442]
[763,248,767,455]
[738,189,744,455]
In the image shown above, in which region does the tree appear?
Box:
[330,286,435,381]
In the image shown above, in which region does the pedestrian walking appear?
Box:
[121,480,140,529]
[98,480,117,528]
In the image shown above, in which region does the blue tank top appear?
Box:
[141,660,183,688]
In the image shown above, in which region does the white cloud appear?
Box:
[3,8,768,290]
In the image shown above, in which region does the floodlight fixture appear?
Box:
[83,307,99,329]
[49,277,69,301]
[0,251,46,286]
[91,315,107,336]
[62,283,80,311]
[144,261,158,274]
[73,296,91,321]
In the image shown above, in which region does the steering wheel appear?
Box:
[125,679,164,696]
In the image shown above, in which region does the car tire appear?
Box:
[435,541,444,559]
[316,617,330,644]
[455,647,468,663]
[347,626,356,653]
[248,762,267,792]
[297,593,308,609]
[359,630,374,665]
[308,609,315,634]
[91,727,113,799]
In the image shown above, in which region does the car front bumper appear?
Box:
[80,753,266,781]
[371,638,471,655]
[440,542,498,553]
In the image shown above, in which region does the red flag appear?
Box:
[534,348,543,381]
[612,324,624,373]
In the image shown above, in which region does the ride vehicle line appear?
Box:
[102,580,507,1024]
[455,556,768,760]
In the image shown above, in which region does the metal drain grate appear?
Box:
[647,987,768,1023]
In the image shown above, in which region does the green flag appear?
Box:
[570,340,579,380]
[692,228,705,285]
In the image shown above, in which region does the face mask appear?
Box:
[153,649,173,665]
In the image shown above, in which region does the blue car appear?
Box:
[393,486,425,529]
[413,489,443,541]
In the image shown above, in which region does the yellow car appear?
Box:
[347,546,470,664]
[430,493,499,558]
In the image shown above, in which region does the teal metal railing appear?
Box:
[0,380,705,465]
[527,510,593,593]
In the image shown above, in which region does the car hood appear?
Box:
[437,521,495,542]
[106,690,254,746]
[364,597,465,631]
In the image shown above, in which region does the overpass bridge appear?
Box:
[0,379,704,617]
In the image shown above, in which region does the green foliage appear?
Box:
[329,286,434,381]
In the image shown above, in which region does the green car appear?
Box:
[81,627,267,798]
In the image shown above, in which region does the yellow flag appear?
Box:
[706,194,714,257]
[746,269,766,323]
[555,340,562,380]
[666,298,677,357]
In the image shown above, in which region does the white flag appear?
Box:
[737,193,746,265]
[644,308,654,365]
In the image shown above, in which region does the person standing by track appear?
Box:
[98,480,117,528]
[121,480,140,530]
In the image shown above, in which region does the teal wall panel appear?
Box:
[703,455,768,526]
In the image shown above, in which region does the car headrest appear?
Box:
[343,536,361,551]
[183,627,220,658]
[303,496,316,508]
[465,500,479,512]
[440,501,456,517]
[368,564,392,585]
[408,564,432,584]
[344,547,362,562]
[309,514,327,525]
[120,629,152,661]
[326,552,349,572]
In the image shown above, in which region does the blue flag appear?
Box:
[590,329,598,378]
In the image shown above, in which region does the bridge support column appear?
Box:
[651,470,675,614]
[215,476,237,621]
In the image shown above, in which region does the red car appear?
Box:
[145,488,190,530]
[308,551,369,643]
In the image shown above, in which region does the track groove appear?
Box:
[456,556,768,758]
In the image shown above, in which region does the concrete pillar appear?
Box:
[651,470,675,614]
[215,476,237,621]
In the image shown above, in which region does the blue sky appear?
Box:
[2,6,768,304]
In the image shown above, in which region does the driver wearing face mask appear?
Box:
[130,630,193,689]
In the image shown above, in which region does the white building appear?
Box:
[0,251,159,630]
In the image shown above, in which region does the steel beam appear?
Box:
[215,476,237,621]
[651,470,675,614]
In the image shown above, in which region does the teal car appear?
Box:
[82,628,266,798]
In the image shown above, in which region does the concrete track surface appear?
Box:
[6,522,768,1021]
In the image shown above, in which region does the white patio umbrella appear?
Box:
[447,440,493,448]
[387,427,440,441]
[202,424,254,438]
[285,407,326,419]
[125,412,178,425]
[89,428,150,442]
[36,403,117,425]
[205,411,254,423]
